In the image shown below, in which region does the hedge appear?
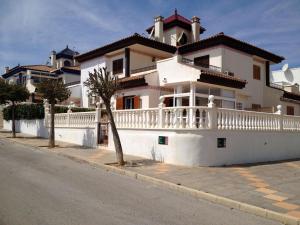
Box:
[3,104,44,121]
[3,104,95,121]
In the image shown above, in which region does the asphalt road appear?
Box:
[0,138,281,225]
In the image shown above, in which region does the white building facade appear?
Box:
[76,10,298,116]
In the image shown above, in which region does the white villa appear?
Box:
[3,11,300,166]
[1,46,81,105]
[76,10,300,116]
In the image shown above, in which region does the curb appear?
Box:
[1,135,300,225]
[58,153,300,225]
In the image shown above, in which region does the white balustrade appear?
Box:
[217,108,282,131]
[44,100,300,132]
[113,108,159,129]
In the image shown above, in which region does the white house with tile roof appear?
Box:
[75,10,300,116]
[1,46,81,105]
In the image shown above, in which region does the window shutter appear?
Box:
[133,96,140,109]
[116,97,124,110]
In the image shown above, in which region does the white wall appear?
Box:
[130,51,156,72]
[68,84,82,98]
[3,119,97,147]
[108,128,300,166]
[156,56,200,85]
[81,56,107,107]
[183,47,223,68]
[61,73,80,84]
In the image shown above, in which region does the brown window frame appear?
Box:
[253,65,261,80]
[252,104,261,110]
[287,106,294,115]
[112,58,123,75]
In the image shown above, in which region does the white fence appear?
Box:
[113,96,300,132]
[42,95,300,132]
[48,111,96,128]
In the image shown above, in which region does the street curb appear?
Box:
[58,153,300,225]
[1,135,299,225]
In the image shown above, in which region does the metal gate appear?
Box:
[97,122,109,145]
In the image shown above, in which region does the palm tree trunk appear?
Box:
[11,102,16,138]
[105,102,124,166]
[49,102,55,148]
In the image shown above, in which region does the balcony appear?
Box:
[130,65,157,74]
[181,57,222,73]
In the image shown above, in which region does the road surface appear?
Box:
[0,138,281,225]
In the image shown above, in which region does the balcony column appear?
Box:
[176,85,182,107]
[189,83,195,107]
[189,83,195,128]
[125,48,130,77]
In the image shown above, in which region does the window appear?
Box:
[287,106,294,115]
[236,102,243,110]
[124,96,134,109]
[113,58,123,75]
[64,60,71,66]
[252,104,261,110]
[253,65,261,80]
[194,55,209,68]
[177,33,188,46]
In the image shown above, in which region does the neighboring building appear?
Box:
[269,66,300,115]
[76,10,300,115]
[1,46,81,105]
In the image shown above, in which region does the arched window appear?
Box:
[177,32,188,46]
[64,60,71,66]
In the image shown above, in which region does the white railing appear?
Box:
[43,97,300,132]
[283,115,300,131]
[113,108,159,128]
[217,108,281,131]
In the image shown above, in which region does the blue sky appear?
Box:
[0,0,299,73]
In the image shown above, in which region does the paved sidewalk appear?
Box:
[1,130,300,221]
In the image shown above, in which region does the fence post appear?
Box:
[207,95,217,130]
[275,105,283,131]
[95,102,102,145]
[158,96,165,128]
[67,104,72,127]
[43,99,50,126]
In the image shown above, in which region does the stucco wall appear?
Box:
[183,47,223,68]
[81,56,107,107]
[108,128,300,166]
[3,119,97,147]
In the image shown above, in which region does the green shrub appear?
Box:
[3,104,95,121]
[3,104,44,121]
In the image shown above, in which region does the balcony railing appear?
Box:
[130,65,157,74]
[269,82,284,90]
[181,57,222,72]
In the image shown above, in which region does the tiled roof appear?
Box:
[1,65,53,78]
[199,69,247,89]
[146,10,206,34]
[178,32,284,63]
[76,33,177,63]
[23,65,53,72]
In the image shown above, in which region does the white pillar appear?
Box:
[176,85,183,107]
[189,83,196,128]
[207,95,217,130]
[275,105,283,131]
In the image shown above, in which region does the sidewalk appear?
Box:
[1,130,300,224]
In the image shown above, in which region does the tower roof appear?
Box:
[146,10,206,34]
[56,45,79,60]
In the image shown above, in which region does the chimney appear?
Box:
[50,50,57,68]
[191,16,200,42]
[154,16,164,42]
[4,66,9,73]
